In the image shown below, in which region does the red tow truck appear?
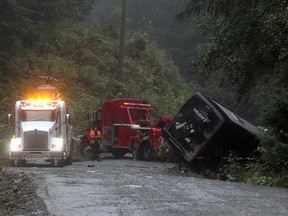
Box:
[80,98,172,160]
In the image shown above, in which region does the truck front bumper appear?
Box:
[9,151,65,161]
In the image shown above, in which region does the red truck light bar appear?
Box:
[123,102,151,107]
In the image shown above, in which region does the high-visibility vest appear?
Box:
[96,130,102,138]
[90,130,95,139]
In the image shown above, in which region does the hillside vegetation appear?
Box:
[0,1,192,160]
[179,0,288,187]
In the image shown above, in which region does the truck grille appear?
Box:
[23,130,49,151]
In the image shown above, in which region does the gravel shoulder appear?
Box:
[0,169,50,216]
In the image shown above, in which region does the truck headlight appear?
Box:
[51,137,63,151]
[10,138,22,152]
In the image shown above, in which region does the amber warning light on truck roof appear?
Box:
[20,100,60,109]
[25,93,61,101]
[123,102,151,107]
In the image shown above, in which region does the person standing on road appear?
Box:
[94,125,102,161]
[80,126,91,157]
[90,125,102,161]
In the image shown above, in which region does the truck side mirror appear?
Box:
[7,114,12,125]
[66,114,70,125]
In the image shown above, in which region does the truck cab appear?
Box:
[83,99,171,160]
[9,82,73,167]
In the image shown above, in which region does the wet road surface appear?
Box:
[8,157,288,216]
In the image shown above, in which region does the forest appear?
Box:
[0,0,287,187]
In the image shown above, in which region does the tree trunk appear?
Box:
[118,0,127,74]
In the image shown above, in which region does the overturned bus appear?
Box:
[162,92,261,168]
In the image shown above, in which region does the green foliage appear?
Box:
[0,0,35,32]
[0,0,35,72]
[259,73,288,138]
[181,0,288,98]
[258,131,288,173]
[179,0,288,186]
[0,0,193,151]
[221,153,288,188]
[220,153,248,181]
[126,32,147,58]
[0,0,98,72]
[93,0,201,80]
[31,0,98,22]
[244,162,278,187]
[244,161,288,188]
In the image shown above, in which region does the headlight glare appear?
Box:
[10,138,22,152]
[51,138,63,151]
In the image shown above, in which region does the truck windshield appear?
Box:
[20,110,56,122]
[130,109,150,127]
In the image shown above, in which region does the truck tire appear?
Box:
[66,142,74,165]
[56,158,64,167]
[66,155,73,165]
[140,139,152,161]
[51,155,64,167]
[142,143,152,161]
[10,159,26,167]
[132,142,140,160]
[82,146,92,160]
[57,158,64,167]
[10,159,17,167]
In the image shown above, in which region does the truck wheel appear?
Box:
[79,141,89,157]
[66,142,74,165]
[58,158,64,167]
[20,159,26,167]
[10,159,17,167]
[132,142,140,160]
[51,158,64,167]
[141,139,152,161]
[82,146,92,160]
[10,159,26,167]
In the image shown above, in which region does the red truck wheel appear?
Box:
[140,139,152,161]
[132,141,140,160]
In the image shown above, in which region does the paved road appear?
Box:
[11,157,288,216]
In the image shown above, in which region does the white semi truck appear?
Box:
[8,80,73,167]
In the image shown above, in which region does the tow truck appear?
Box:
[80,98,172,160]
[8,77,73,167]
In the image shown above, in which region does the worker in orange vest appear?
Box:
[90,125,102,161]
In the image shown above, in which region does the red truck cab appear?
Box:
[96,99,171,159]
